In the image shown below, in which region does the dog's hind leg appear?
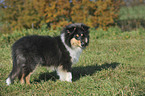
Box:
[6,66,21,85]
[6,57,22,85]
[19,72,32,85]
[22,60,37,85]
[18,72,25,84]
[18,69,32,85]
[6,51,25,85]
[20,73,25,84]
[25,72,32,85]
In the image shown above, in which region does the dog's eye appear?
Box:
[81,34,84,37]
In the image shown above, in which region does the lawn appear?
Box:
[0,27,145,95]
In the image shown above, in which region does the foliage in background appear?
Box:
[0,0,120,32]
[44,0,71,28]
[0,0,45,31]
[91,0,120,30]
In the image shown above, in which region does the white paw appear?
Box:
[66,72,72,82]
[59,72,72,82]
[6,77,11,85]
[57,66,72,82]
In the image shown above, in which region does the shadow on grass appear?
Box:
[34,62,120,83]
[72,62,120,81]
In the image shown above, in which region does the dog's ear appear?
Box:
[66,27,76,35]
[81,24,90,31]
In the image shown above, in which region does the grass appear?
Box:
[0,27,145,95]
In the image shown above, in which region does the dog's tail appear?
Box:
[6,50,22,85]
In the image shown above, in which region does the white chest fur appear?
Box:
[68,47,82,64]
[61,34,82,64]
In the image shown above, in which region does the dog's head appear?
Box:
[61,23,90,49]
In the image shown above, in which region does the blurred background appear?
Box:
[0,0,145,33]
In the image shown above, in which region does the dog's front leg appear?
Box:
[56,66,72,82]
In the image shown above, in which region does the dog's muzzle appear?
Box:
[81,37,89,49]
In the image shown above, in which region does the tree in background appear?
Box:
[1,0,46,31]
[1,0,25,31]
[92,0,120,30]
[44,0,71,29]
[0,0,121,32]
[71,0,96,27]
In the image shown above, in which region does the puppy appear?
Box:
[6,23,90,85]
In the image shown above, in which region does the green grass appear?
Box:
[0,27,145,95]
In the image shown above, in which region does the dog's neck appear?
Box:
[60,33,82,64]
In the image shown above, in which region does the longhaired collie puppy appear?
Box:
[6,23,90,85]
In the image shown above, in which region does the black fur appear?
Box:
[6,23,90,84]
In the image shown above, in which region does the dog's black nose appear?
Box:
[81,42,85,47]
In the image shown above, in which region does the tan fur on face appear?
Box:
[71,38,81,48]
[76,34,79,37]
